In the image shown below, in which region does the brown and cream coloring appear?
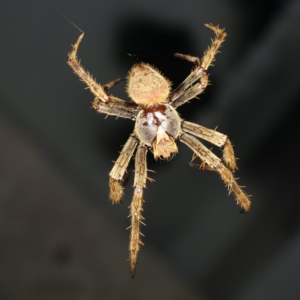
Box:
[68,23,251,278]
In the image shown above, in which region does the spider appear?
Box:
[68,23,251,278]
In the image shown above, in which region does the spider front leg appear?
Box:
[169,24,226,107]
[201,23,227,70]
[68,33,110,102]
[109,135,138,203]
[168,57,208,107]
[180,133,251,212]
[129,144,148,278]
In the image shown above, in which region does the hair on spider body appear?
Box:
[67,23,251,278]
[127,63,171,107]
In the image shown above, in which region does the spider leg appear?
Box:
[68,33,110,102]
[93,96,139,120]
[179,133,251,212]
[174,53,201,66]
[168,61,208,105]
[103,78,123,93]
[201,23,227,70]
[129,144,148,278]
[170,77,208,108]
[109,134,139,203]
[189,160,215,170]
[169,24,226,107]
[68,35,139,119]
[182,121,237,171]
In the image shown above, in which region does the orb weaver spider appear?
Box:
[68,23,251,277]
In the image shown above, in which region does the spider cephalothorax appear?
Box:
[68,24,251,277]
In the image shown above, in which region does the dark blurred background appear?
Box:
[0,0,300,299]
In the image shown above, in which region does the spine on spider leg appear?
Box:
[129,145,148,278]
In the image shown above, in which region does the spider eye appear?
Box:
[127,63,171,107]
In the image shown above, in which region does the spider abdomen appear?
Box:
[127,63,171,107]
[135,104,180,159]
